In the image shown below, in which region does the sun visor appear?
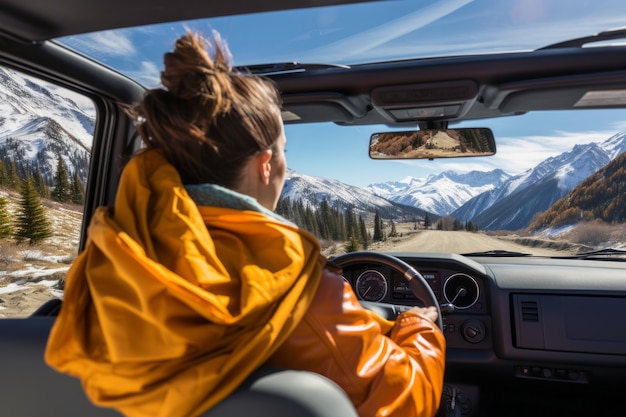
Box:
[497,71,626,112]
[371,80,478,122]
[281,92,365,124]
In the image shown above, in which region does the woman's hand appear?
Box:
[407,306,439,323]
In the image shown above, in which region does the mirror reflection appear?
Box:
[369,128,496,159]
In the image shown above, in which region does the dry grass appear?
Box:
[562,221,626,249]
[0,194,81,296]
[502,236,584,254]
[0,240,20,266]
[487,221,626,253]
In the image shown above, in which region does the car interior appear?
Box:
[1,1,625,416]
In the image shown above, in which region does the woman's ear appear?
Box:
[257,149,273,185]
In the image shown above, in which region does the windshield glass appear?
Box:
[53,0,626,257]
[57,0,626,85]
[281,110,626,256]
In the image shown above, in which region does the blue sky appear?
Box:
[283,111,626,187]
[58,0,626,187]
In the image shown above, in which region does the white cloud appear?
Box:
[128,61,162,88]
[302,0,475,62]
[298,6,626,64]
[478,130,613,174]
[610,120,626,131]
[62,30,136,58]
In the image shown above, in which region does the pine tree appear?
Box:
[0,197,13,238]
[276,197,292,220]
[0,160,7,188]
[70,170,84,204]
[423,212,431,229]
[359,216,369,250]
[317,199,332,239]
[14,177,52,245]
[6,161,20,190]
[344,228,361,253]
[32,168,50,199]
[373,211,382,242]
[389,219,398,237]
[302,205,319,236]
[53,156,72,203]
[336,210,347,242]
[351,211,361,241]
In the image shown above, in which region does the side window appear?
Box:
[0,65,95,318]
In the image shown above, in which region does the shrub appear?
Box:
[565,220,616,247]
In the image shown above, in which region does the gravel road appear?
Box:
[380,230,574,256]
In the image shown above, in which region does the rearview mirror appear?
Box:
[369,128,496,159]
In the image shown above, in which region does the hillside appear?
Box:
[0,188,82,318]
[454,139,617,230]
[282,169,431,220]
[530,151,626,230]
[0,67,95,185]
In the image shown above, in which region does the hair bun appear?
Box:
[161,31,234,116]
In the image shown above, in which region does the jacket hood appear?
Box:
[45,149,322,417]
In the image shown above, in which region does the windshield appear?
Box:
[57,0,626,85]
[54,0,626,257]
[280,111,626,256]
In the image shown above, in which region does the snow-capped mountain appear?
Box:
[2,66,424,221]
[366,169,512,216]
[4,63,626,233]
[453,132,626,230]
[0,67,95,182]
[600,130,626,159]
[282,169,428,219]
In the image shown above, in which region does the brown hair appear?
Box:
[131,31,283,187]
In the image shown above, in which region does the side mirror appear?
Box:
[369,128,496,160]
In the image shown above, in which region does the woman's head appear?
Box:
[132,31,286,209]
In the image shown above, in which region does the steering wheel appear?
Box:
[330,251,443,329]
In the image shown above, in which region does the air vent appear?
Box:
[513,294,545,349]
[520,300,539,322]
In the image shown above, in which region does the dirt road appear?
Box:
[380,230,574,256]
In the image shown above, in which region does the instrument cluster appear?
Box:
[349,260,487,314]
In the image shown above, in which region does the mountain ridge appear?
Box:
[451,132,626,230]
[3,64,626,232]
[0,67,94,184]
[366,169,512,216]
[282,169,431,220]
[529,150,626,230]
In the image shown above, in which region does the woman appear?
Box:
[45,31,445,417]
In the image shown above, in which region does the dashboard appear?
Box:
[340,252,492,350]
[338,251,626,417]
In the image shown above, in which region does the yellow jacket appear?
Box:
[45,149,446,417]
[268,269,446,417]
[45,149,322,417]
